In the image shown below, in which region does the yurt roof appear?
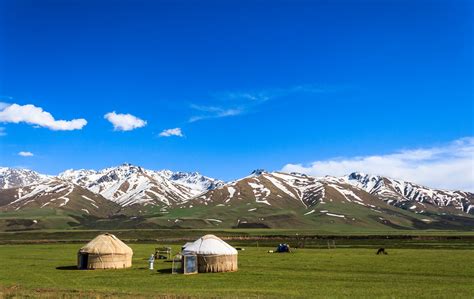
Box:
[182,242,194,247]
[79,233,133,255]
[183,234,237,255]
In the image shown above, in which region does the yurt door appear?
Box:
[79,253,89,269]
[183,254,197,275]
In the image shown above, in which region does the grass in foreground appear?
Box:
[0,243,473,298]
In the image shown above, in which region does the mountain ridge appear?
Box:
[0,164,473,231]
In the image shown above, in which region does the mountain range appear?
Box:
[0,164,473,231]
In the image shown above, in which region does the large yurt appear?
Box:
[77,233,133,270]
[183,234,238,273]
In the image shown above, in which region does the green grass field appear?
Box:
[1,243,473,298]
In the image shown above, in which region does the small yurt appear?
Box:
[183,234,238,273]
[77,233,133,270]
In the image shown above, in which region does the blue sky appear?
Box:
[0,0,473,189]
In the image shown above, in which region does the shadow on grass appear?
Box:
[157,268,173,274]
[56,265,79,270]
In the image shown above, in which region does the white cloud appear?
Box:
[0,103,87,131]
[159,128,183,137]
[189,105,242,122]
[104,111,147,131]
[282,137,474,192]
[18,151,34,157]
[0,127,5,136]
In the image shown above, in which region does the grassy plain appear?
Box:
[1,242,473,298]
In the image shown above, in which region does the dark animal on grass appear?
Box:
[376,248,388,255]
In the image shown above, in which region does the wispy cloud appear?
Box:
[189,105,243,122]
[189,84,337,122]
[104,111,147,131]
[18,151,34,157]
[282,137,474,192]
[0,103,87,131]
[159,128,184,137]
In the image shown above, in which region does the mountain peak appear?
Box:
[104,163,143,175]
[290,172,308,177]
[166,171,224,191]
[251,169,267,176]
[0,167,48,189]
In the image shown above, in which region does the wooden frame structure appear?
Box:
[154,246,172,259]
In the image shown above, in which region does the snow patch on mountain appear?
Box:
[0,168,49,189]
[329,184,363,202]
[326,212,345,218]
[265,174,298,199]
[248,181,271,205]
[160,170,224,192]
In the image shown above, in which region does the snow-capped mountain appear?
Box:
[192,171,382,209]
[180,171,443,229]
[58,163,223,207]
[0,165,473,230]
[160,170,224,192]
[0,178,119,217]
[1,165,473,225]
[0,168,49,189]
[190,171,474,216]
[345,172,474,214]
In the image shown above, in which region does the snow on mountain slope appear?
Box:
[345,172,474,214]
[159,170,224,193]
[0,178,119,217]
[2,165,473,217]
[58,164,222,207]
[188,170,474,221]
[0,168,49,189]
[181,171,434,230]
[191,171,373,210]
